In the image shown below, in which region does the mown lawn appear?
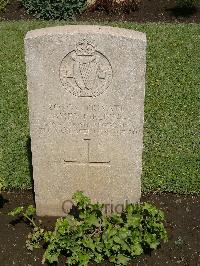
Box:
[0,21,199,193]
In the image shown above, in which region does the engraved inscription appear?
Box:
[64,139,110,166]
[60,39,112,98]
[37,103,137,136]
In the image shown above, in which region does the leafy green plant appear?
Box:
[176,0,200,8]
[9,205,37,226]
[9,205,44,250]
[9,191,168,265]
[0,0,9,12]
[21,0,87,20]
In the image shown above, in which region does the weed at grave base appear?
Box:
[9,191,168,266]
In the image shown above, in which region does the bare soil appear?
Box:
[0,191,200,265]
[0,0,199,23]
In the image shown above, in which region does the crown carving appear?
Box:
[75,39,96,56]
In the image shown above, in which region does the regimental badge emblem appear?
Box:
[60,39,113,98]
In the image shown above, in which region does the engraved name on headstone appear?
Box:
[25,26,147,216]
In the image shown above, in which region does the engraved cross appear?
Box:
[64,139,110,167]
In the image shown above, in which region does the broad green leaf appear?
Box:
[25,205,36,217]
[8,206,24,216]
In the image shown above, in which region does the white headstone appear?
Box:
[25,25,146,216]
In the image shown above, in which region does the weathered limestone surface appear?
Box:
[25,25,146,216]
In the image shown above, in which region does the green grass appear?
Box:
[0,21,199,193]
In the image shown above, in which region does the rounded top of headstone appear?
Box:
[25,25,146,42]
